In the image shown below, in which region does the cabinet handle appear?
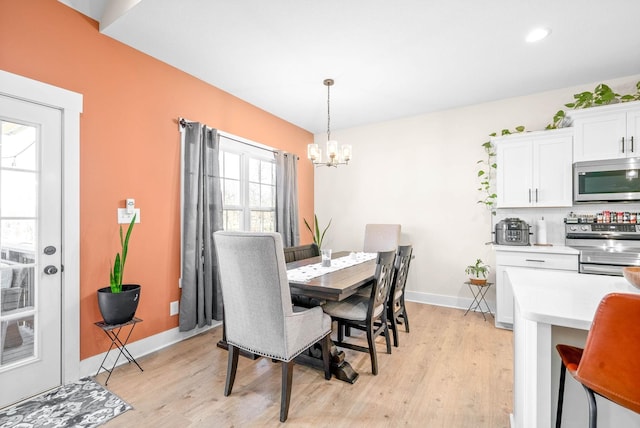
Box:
[525,259,545,263]
[622,136,625,153]
[632,136,635,153]
[535,188,538,202]
[528,188,531,203]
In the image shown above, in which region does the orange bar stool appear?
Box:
[555,293,640,428]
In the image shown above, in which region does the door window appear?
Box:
[0,120,37,366]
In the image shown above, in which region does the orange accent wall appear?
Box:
[0,0,315,359]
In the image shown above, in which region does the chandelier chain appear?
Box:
[326,81,331,141]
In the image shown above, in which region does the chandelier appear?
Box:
[307,79,352,167]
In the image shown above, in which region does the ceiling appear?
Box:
[60,0,640,134]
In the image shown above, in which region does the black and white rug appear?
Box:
[0,377,131,428]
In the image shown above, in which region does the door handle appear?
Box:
[44,265,58,275]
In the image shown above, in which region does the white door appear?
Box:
[0,95,62,407]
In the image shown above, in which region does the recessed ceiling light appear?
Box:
[526,27,551,43]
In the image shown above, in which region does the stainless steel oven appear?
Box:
[565,223,640,276]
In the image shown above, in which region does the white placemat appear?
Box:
[287,252,377,282]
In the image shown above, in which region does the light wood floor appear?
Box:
[100,303,513,427]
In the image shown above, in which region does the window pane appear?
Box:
[1,314,35,365]
[248,183,260,206]
[263,211,275,232]
[250,211,261,232]
[1,122,37,171]
[249,158,260,183]
[1,219,36,252]
[1,171,37,218]
[223,210,242,231]
[223,179,240,205]
[260,184,274,208]
[224,152,240,180]
[261,161,274,185]
[250,210,275,232]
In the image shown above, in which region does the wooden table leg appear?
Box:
[295,339,359,383]
[330,343,359,384]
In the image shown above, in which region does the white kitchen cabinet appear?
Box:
[494,128,573,208]
[495,247,578,329]
[569,100,640,162]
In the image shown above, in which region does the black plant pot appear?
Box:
[97,284,141,325]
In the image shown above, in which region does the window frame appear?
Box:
[218,133,276,232]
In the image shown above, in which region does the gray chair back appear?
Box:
[214,231,329,361]
[369,250,396,319]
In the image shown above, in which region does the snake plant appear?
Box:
[109,213,136,293]
[303,214,331,249]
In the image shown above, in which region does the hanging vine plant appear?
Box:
[477,80,640,214]
[477,126,525,215]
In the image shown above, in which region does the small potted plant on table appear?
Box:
[465,258,490,285]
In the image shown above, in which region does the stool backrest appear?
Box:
[575,292,640,414]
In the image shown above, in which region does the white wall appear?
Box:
[313,73,640,310]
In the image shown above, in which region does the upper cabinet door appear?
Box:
[570,101,640,162]
[573,112,627,161]
[627,109,640,155]
[533,135,573,207]
[496,140,533,208]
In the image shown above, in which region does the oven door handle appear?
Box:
[580,263,623,276]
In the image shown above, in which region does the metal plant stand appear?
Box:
[94,317,143,384]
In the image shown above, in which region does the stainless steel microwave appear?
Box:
[574,157,640,203]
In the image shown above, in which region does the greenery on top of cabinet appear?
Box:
[546,81,640,129]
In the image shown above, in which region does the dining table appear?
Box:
[286,251,377,384]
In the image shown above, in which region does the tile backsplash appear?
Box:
[495,203,640,245]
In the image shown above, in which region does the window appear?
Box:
[219,134,275,232]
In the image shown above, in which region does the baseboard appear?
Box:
[80,321,221,379]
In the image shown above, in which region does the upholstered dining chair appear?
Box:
[387,245,413,347]
[283,243,319,263]
[363,224,401,253]
[213,231,332,423]
[322,250,396,375]
[555,292,640,428]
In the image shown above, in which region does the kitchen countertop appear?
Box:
[493,244,578,255]
[508,267,639,329]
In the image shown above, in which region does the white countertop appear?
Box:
[507,268,640,329]
[494,244,578,255]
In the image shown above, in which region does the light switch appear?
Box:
[117,208,141,224]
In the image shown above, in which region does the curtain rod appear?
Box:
[178,117,299,159]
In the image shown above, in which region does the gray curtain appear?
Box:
[275,151,299,247]
[180,123,224,331]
